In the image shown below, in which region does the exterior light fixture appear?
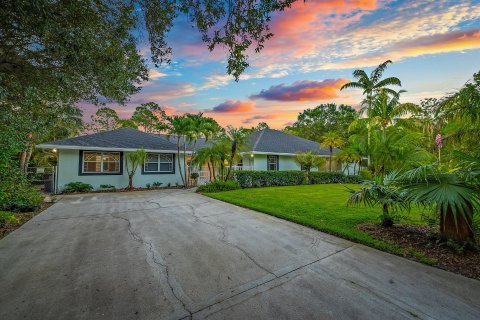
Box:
[52,148,57,153]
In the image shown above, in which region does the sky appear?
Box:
[82,0,480,129]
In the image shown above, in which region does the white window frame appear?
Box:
[267,155,279,171]
[82,151,121,174]
[143,153,174,173]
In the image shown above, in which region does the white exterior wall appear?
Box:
[57,149,186,191]
[242,154,326,172]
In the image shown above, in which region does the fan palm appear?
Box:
[399,165,479,243]
[347,173,410,227]
[320,131,345,172]
[341,60,402,166]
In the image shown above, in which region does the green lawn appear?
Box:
[204,184,430,258]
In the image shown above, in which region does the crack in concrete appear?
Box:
[186,203,276,278]
[110,213,193,319]
[190,245,356,318]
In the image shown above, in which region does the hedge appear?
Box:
[233,170,361,188]
[308,172,362,184]
[233,170,306,188]
[197,180,241,193]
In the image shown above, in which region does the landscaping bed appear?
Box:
[358,223,480,280]
[0,202,53,239]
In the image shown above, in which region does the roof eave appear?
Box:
[36,144,191,154]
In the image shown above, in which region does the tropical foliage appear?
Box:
[125,149,148,190]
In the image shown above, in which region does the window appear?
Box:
[143,153,174,174]
[81,151,121,174]
[267,155,279,171]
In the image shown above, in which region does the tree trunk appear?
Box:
[183,141,188,188]
[176,138,185,186]
[440,203,474,243]
[381,204,393,227]
[128,175,133,190]
[329,147,333,172]
[211,161,216,181]
[19,151,27,172]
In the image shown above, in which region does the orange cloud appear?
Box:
[210,100,255,113]
[250,79,349,101]
[322,29,480,69]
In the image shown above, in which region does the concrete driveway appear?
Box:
[1,190,479,320]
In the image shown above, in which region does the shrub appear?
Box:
[100,184,115,189]
[233,170,306,188]
[359,169,373,180]
[146,183,151,189]
[197,180,241,193]
[309,172,361,184]
[0,169,44,212]
[63,181,93,193]
[152,182,163,187]
[0,211,20,226]
[190,172,199,180]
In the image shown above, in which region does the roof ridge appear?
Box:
[252,129,266,151]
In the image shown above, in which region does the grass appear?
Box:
[204,184,432,259]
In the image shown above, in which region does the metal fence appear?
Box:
[27,166,57,194]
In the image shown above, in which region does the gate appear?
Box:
[27,166,57,194]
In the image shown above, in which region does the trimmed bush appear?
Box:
[197,180,241,193]
[63,181,94,193]
[309,172,361,184]
[233,170,306,188]
[0,211,20,226]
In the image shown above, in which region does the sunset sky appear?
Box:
[82,0,480,128]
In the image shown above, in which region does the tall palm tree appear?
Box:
[166,115,191,187]
[320,131,345,172]
[341,60,402,166]
[224,126,248,180]
[369,89,420,141]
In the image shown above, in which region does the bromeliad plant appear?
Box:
[347,173,410,227]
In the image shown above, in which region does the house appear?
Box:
[37,127,338,192]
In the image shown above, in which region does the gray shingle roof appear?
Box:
[38,127,336,155]
[39,127,179,151]
[248,129,334,155]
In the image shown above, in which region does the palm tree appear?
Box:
[126,148,147,190]
[335,147,362,175]
[295,151,327,180]
[347,173,410,227]
[166,115,191,187]
[369,89,420,141]
[320,131,345,172]
[341,60,402,166]
[224,126,248,180]
[399,164,479,243]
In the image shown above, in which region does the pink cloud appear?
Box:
[250,79,349,101]
[211,100,255,113]
[242,114,276,124]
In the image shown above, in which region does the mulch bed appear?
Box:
[358,223,480,280]
[0,202,53,240]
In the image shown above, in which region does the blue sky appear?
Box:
[82,0,480,128]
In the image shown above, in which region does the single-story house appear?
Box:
[37,127,340,192]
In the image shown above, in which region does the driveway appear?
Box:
[0,190,479,320]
